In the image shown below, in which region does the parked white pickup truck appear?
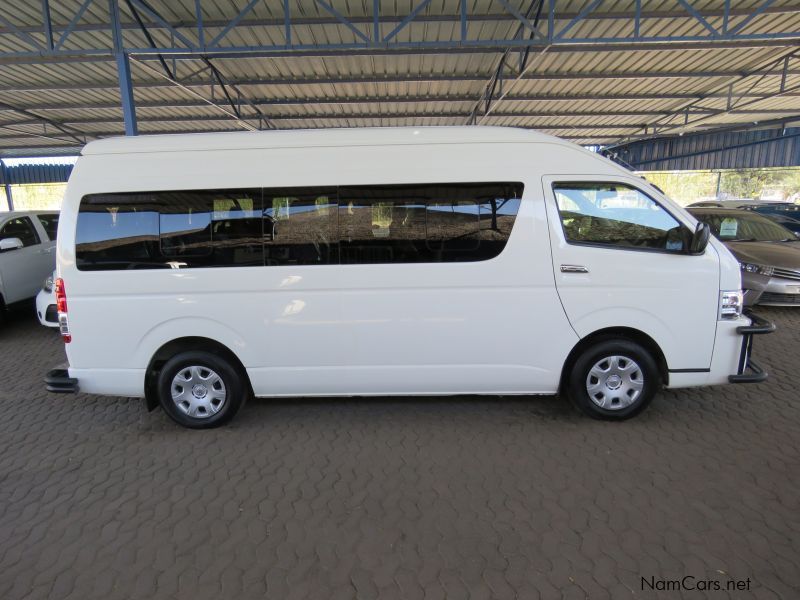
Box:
[0,211,59,320]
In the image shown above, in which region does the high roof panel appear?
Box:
[81,125,567,154]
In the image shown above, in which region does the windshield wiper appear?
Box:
[729,238,759,242]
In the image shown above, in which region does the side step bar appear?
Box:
[728,310,775,384]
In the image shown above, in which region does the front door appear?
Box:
[542,176,720,371]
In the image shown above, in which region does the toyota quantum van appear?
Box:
[45,127,774,428]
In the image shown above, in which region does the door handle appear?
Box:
[560,264,589,273]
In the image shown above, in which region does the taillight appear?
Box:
[55,278,71,343]
[55,278,67,313]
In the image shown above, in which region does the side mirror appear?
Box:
[0,237,23,252]
[689,222,711,255]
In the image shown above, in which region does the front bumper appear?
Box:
[756,277,800,306]
[35,289,58,328]
[728,310,775,383]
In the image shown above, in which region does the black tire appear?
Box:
[567,338,660,420]
[157,350,247,429]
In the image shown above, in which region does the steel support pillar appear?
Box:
[109,0,138,135]
[1,160,12,211]
[116,52,138,135]
[3,184,12,211]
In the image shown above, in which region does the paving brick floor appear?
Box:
[0,305,798,599]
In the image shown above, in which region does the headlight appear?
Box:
[719,290,743,320]
[740,262,774,276]
[43,274,54,293]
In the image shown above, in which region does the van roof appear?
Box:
[81,126,573,156]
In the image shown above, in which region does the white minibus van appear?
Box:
[45,127,774,428]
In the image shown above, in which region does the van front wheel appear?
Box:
[157,351,246,429]
[567,339,659,420]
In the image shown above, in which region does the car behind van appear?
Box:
[689,207,800,307]
[45,127,773,428]
[0,211,58,322]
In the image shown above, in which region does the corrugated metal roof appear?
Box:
[1,0,800,158]
[609,125,800,170]
[0,161,74,184]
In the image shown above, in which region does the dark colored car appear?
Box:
[688,200,764,209]
[743,204,800,234]
[688,208,800,306]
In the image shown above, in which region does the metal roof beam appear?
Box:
[0,100,86,144]
[0,112,677,126]
[1,1,800,62]
[1,6,797,35]
[4,118,796,145]
[3,69,800,93]
[607,47,800,145]
[0,112,661,125]
[123,0,273,132]
[4,38,800,65]
[9,92,800,112]
[467,0,547,125]
[11,108,798,128]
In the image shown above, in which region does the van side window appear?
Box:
[553,182,686,252]
[339,183,522,264]
[264,188,338,266]
[339,186,426,264]
[76,195,160,270]
[76,182,523,270]
[0,217,40,247]
[158,190,262,267]
[77,190,262,270]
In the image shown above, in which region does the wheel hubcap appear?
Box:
[585,355,644,410]
[171,366,226,419]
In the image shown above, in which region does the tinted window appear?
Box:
[0,217,40,247]
[76,183,522,270]
[264,188,337,266]
[157,189,262,268]
[339,183,522,264]
[553,182,686,252]
[77,189,262,270]
[37,213,59,240]
[764,213,800,233]
[76,194,160,270]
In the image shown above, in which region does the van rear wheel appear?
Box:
[157,351,246,429]
[567,339,659,420]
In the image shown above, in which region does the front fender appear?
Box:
[569,306,680,369]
